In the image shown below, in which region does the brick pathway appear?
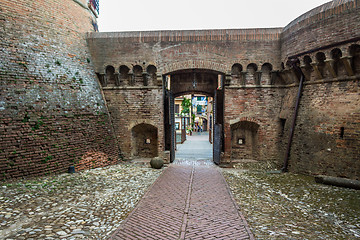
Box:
[109,133,254,239]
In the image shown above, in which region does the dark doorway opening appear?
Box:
[164,69,225,163]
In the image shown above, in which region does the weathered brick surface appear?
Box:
[86,0,359,180]
[224,87,285,163]
[1,0,359,181]
[281,0,360,59]
[103,87,164,159]
[287,80,360,180]
[0,0,120,179]
[87,29,283,73]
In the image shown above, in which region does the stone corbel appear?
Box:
[255,71,261,85]
[99,73,107,87]
[224,73,232,86]
[311,63,323,80]
[325,59,337,78]
[290,68,300,83]
[114,72,121,86]
[341,56,354,76]
[142,72,149,86]
[156,74,163,86]
[240,72,247,85]
[270,71,278,85]
[128,70,134,86]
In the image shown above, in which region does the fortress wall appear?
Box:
[0,0,119,179]
[280,0,360,179]
[281,0,360,59]
[87,28,283,74]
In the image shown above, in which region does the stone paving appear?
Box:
[1,132,359,239]
[109,132,254,239]
[0,164,163,239]
[223,161,360,240]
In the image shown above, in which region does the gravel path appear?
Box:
[222,163,360,240]
[0,163,163,239]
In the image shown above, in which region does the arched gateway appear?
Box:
[87,29,285,165]
[1,0,359,180]
[163,68,225,163]
[86,0,360,180]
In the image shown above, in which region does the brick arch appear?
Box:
[229,117,262,127]
[161,60,228,74]
[128,119,158,131]
[230,120,261,160]
[131,123,158,158]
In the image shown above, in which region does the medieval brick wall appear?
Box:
[281,0,360,59]
[103,87,164,159]
[287,80,359,179]
[279,0,360,180]
[87,29,283,165]
[224,87,285,163]
[0,0,120,179]
[1,0,359,180]
[87,28,283,74]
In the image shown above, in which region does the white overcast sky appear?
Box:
[97,0,331,32]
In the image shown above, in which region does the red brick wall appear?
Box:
[103,88,164,159]
[279,0,360,180]
[87,29,283,74]
[0,0,120,179]
[2,0,359,181]
[286,80,360,180]
[281,0,360,59]
[224,87,285,163]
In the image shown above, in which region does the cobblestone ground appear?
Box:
[0,163,163,239]
[222,162,360,240]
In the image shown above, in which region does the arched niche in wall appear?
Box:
[231,63,243,85]
[260,63,272,85]
[230,121,260,160]
[146,65,157,86]
[119,65,130,86]
[349,44,360,74]
[105,65,116,86]
[331,48,345,76]
[131,123,158,158]
[133,65,144,86]
[246,63,258,85]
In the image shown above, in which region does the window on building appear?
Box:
[175,104,180,114]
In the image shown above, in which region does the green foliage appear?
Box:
[18,62,27,68]
[55,60,61,66]
[31,119,44,131]
[22,114,30,123]
[42,155,53,163]
[181,97,191,114]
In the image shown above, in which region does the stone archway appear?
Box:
[131,123,158,158]
[164,68,225,163]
